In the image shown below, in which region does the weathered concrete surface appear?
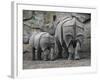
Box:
[23,58,90,69]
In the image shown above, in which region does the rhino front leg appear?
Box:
[74,41,80,60]
[49,48,55,61]
[55,38,62,58]
[35,49,38,60]
[35,48,41,60]
[32,47,35,60]
[55,42,59,59]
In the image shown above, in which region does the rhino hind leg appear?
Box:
[49,48,55,61]
[42,49,49,61]
[74,41,81,60]
[62,47,69,59]
[68,44,74,60]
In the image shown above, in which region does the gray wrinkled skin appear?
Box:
[55,16,84,60]
[29,31,55,61]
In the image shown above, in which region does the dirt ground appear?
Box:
[23,59,90,69]
[23,52,91,69]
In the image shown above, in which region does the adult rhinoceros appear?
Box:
[55,16,84,60]
[29,31,55,61]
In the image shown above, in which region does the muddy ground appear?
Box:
[23,52,91,69]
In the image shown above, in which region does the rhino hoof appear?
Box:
[50,59,55,61]
[68,57,73,60]
[43,59,48,61]
[68,55,73,60]
[74,57,80,60]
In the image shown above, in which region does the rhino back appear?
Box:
[55,17,73,46]
[62,17,84,46]
[33,32,47,48]
[40,33,54,51]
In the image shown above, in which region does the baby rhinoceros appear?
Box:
[29,32,55,61]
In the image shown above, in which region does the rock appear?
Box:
[23,10,33,20]
[23,24,32,44]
